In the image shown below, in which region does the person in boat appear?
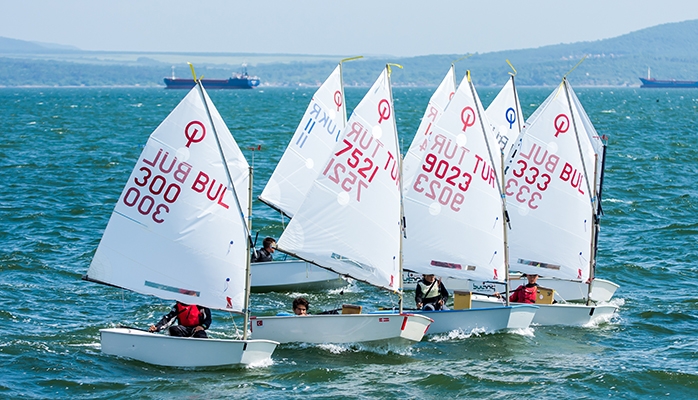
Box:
[495,273,539,303]
[292,297,309,316]
[251,237,276,263]
[415,274,449,311]
[148,301,212,338]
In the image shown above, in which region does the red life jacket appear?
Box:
[176,303,201,327]
[510,285,537,304]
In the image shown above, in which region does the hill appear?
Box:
[1,19,698,87]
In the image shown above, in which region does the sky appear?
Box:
[3,0,698,57]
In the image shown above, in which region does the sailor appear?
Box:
[292,297,309,316]
[251,237,276,263]
[148,301,211,338]
[415,274,450,310]
[506,273,540,304]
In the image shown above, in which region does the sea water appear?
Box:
[1,86,696,399]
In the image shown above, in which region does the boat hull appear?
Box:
[469,298,618,326]
[99,328,278,367]
[251,260,348,292]
[639,77,698,88]
[405,305,537,334]
[163,77,260,89]
[402,272,619,302]
[250,314,432,344]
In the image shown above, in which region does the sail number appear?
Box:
[412,149,496,213]
[122,166,183,223]
[412,153,471,212]
[322,139,379,202]
[120,149,193,223]
[321,121,399,202]
[505,142,587,209]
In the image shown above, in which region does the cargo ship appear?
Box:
[639,67,698,88]
[164,64,260,89]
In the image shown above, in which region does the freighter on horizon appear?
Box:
[639,67,698,88]
[164,64,260,89]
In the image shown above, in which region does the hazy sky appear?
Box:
[3,0,698,57]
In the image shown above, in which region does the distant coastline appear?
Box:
[2,19,698,87]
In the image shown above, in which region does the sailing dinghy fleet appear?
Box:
[85,61,620,367]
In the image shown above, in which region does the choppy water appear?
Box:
[1,85,697,399]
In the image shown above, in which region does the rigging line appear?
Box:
[189,63,252,241]
[387,63,403,77]
[563,55,587,80]
[451,53,472,65]
[340,55,363,64]
[506,59,517,77]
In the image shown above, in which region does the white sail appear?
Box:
[505,79,598,281]
[277,67,402,291]
[259,64,347,218]
[402,73,506,283]
[402,65,457,187]
[485,75,523,158]
[87,86,250,313]
[568,87,606,198]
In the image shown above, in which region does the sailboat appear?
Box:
[399,70,537,334]
[249,65,433,344]
[490,73,617,304]
[403,68,520,294]
[252,59,366,292]
[84,69,278,367]
[470,78,619,326]
[404,71,618,304]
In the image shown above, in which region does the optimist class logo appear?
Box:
[184,121,206,147]
[378,99,391,123]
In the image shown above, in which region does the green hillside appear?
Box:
[1,19,697,87]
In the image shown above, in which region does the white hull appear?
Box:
[100,328,278,367]
[469,298,619,327]
[250,314,432,344]
[408,305,537,334]
[251,260,348,292]
[402,272,619,302]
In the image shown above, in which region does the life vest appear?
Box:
[510,284,538,304]
[176,303,201,327]
[417,280,442,302]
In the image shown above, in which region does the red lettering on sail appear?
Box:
[322,120,398,202]
[559,163,585,195]
[191,171,231,209]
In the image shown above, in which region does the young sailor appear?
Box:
[507,273,540,304]
[415,274,450,310]
[149,302,212,338]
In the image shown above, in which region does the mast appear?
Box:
[503,64,520,306]
[588,138,607,304]
[466,70,510,305]
[190,63,253,335]
[562,78,595,283]
[586,155,599,305]
[387,63,405,314]
[243,165,253,339]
